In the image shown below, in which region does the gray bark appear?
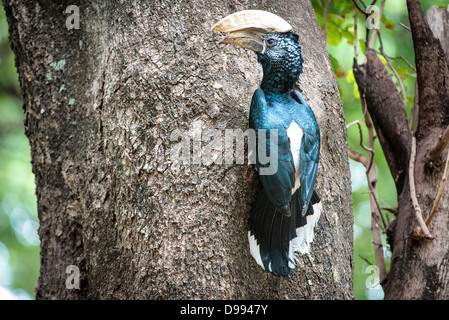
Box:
[426,6,449,65]
[4,0,353,299]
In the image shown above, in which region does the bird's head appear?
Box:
[211,10,303,93]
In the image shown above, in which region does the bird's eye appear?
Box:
[266,38,277,47]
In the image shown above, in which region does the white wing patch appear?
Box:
[286,121,303,195]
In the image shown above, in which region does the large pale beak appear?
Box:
[210,10,292,53]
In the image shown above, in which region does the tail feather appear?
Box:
[268,208,285,274]
[248,188,322,276]
[248,190,274,270]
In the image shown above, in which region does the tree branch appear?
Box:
[348,147,369,168]
[351,0,368,16]
[407,0,449,140]
[387,54,416,72]
[346,120,374,154]
[382,206,398,215]
[367,0,386,49]
[425,148,449,227]
[410,78,419,137]
[409,136,434,240]
[358,254,374,267]
[399,22,411,32]
[359,93,389,231]
[354,0,359,62]
[427,125,449,163]
[348,143,388,284]
[347,98,387,283]
[353,50,412,193]
[378,33,408,108]
[372,50,416,73]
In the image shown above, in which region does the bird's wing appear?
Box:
[249,89,296,213]
[290,90,320,216]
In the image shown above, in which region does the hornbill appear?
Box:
[211,10,322,276]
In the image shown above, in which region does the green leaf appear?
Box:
[396,68,409,79]
[353,81,360,99]
[328,13,346,26]
[332,0,356,16]
[342,29,354,44]
[329,53,340,73]
[346,69,360,99]
[310,0,324,12]
[337,82,344,101]
[346,68,355,83]
[316,14,324,29]
[377,54,388,66]
[358,39,366,55]
[381,15,395,30]
[327,21,342,46]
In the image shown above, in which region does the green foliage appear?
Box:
[308,0,449,299]
[0,2,39,299]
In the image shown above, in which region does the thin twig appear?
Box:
[373,241,389,248]
[352,0,368,16]
[360,95,376,173]
[373,49,417,72]
[399,22,411,32]
[346,120,385,230]
[358,254,374,266]
[375,50,416,73]
[382,206,398,215]
[367,0,386,49]
[348,147,369,168]
[346,120,375,153]
[410,136,434,239]
[378,33,408,107]
[410,79,419,135]
[386,55,416,72]
[349,95,387,284]
[354,0,359,62]
[368,177,388,231]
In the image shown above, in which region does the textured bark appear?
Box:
[4,0,353,299]
[354,1,449,299]
[353,49,412,194]
[426,6,449,65]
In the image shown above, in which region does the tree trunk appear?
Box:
[4,0,353,299]
[354,1,449,299]
[383,2,449,300]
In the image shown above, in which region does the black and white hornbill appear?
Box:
[211,10,322,276]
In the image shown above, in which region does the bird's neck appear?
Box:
[258,53,301,95]
[260,72,297,95]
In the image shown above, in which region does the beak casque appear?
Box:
[210,10,292,53]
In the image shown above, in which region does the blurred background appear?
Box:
[0,2,40,300]
[0,0,447,300]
